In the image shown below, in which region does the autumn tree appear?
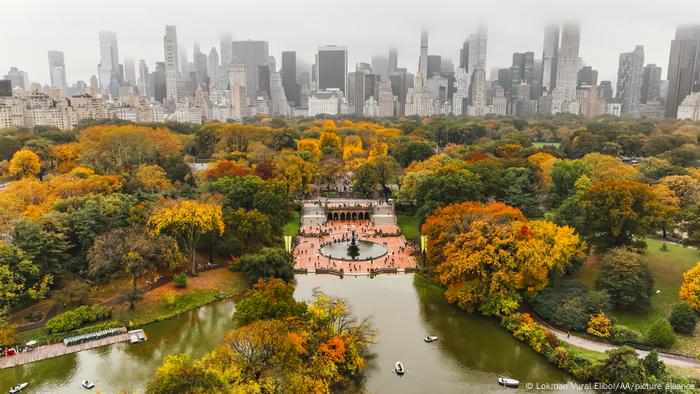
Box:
[134,164,174,193]
[0,242,52,310]
[148,200,224,274]
[238,247,294,283]
[680,262,700,311]
[224,208,273,255]
[9,149,41,178]
[578,180,665,246]
[88,226,183,308]
[146,354,223,394]
[234,278,307,326]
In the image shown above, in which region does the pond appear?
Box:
[0,274,587,393]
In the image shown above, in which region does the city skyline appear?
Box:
[3,0,699,87]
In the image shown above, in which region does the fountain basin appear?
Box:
[320,240,388,261]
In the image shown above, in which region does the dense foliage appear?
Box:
[45,305,111,334]
[529,282,610,331]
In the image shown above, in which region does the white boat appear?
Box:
[82,380,95,389]
[395,361,405,375]
[498,377,520,388]
[424,335,438,342]
[9,383,28,394]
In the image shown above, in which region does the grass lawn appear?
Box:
[533,141,561,148]
[283,212,301,236]
[397,214,421,242]
[114,268,248,326]
[571,238,700,355]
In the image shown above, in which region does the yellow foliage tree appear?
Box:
[9,149,41,179]
[148,200,224,274]
[586,312,612,337]
[297,139,321,162]
[680,262,700,311]
[135,164,174,193]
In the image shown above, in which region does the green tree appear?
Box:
[234,278,307,326]
[498,167,540,217]
[646,318,676,348]
[0,242,52,310]
[12,212,73,275]
[668,301,697,334]
[549,160,590,207]
[596,247,653,310]
[413,167,484,218]
[238,247,294,283]
[352,162,380,198]
[641,351,666,380]
[224,208,273,254]
[596,347,647,386]
[392,140,434,167]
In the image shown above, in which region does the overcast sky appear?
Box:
[3,0,699,87]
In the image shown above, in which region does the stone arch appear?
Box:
[352,212,357,220]
[340,212,346,220]
[333,212,339,220]
[327,213,333,220]
[364,212,370,220]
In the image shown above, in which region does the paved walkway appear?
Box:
[0,331,132,369]
[543,321,700,369]
[294,220,417,274]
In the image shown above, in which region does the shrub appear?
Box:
[668,301,697,334]
[647,319,676,348]
[609,325,645,346]
[173,273,187,288]
[587,312,612,337]
[659,243,669,252]
[45,305,111,334]
[529,281,610,331]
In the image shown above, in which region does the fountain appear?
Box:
[320,229,388,261]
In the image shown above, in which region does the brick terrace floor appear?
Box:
[294,220,417,275]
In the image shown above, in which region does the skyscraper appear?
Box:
[675,25,700,87]
[124,58,136,86]
[641,64,662,104]
[3,67,28,90]
[427,55,442,78]
[551,22,581,114]
[97,31,120,95]
[193,43,208,85]
[468,25,488,72]
[459,40,470,70]
[258,64,271,98]
[388,48,398,74]
[316,45,347,93]
[138,60,150,97]
[207,47,219,87]
[229,63,247,119]
[541,24,559,93]
[666,28,698,117]
[220,33,233,70]
[617,45,644,117]
[419,29,428,84]
[163,25,179,100]
[48,50,67,94]
[511,52,535,91]
[281,51,300,106]
[577,66,598,87]
[232,40,270,100]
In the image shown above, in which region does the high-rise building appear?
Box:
[419,29,429,84]
[163,25,179,100]
[3,67,28,90]
[468,25,488,72]
[220,33,233,69]
[348,70,366,114]
[48,50,67,94]
[617,45,644,117]
[641,64,662,103]
[153,62,167,103]
[138,60,150,97]
[269,72,290,116]
[389,68,413,115]
[281,51,300,106]
[179,46,189,76]
[124,58,136,86]
[229,63,247,119]
[258,64,271,98]
[453,67,469,115]
[666,27,698,117]
[316,45,347,93]
[193,43,208,85]
[427,55,441,78]
[377,80,395,116]
[388,48,398,74]
[207,47,219,87]
[551,22,581,114]
[675,25,700,88]
[371,55,389,80]
[233,40,270,100]
[577,66,598,88]
[459,40,470,70]
[541,24,559,93]
[511,52,535,91]
[677,92,700,120]
[468,68,487,116]
[98,31,120,95]
[597,81,614,100]
[0,80,12,97]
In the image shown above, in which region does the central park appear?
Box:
[1,116,700,393]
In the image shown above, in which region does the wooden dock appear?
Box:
[0,332,133,369]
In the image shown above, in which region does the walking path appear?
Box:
[0,330,133,369]
[542,321,700,369]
